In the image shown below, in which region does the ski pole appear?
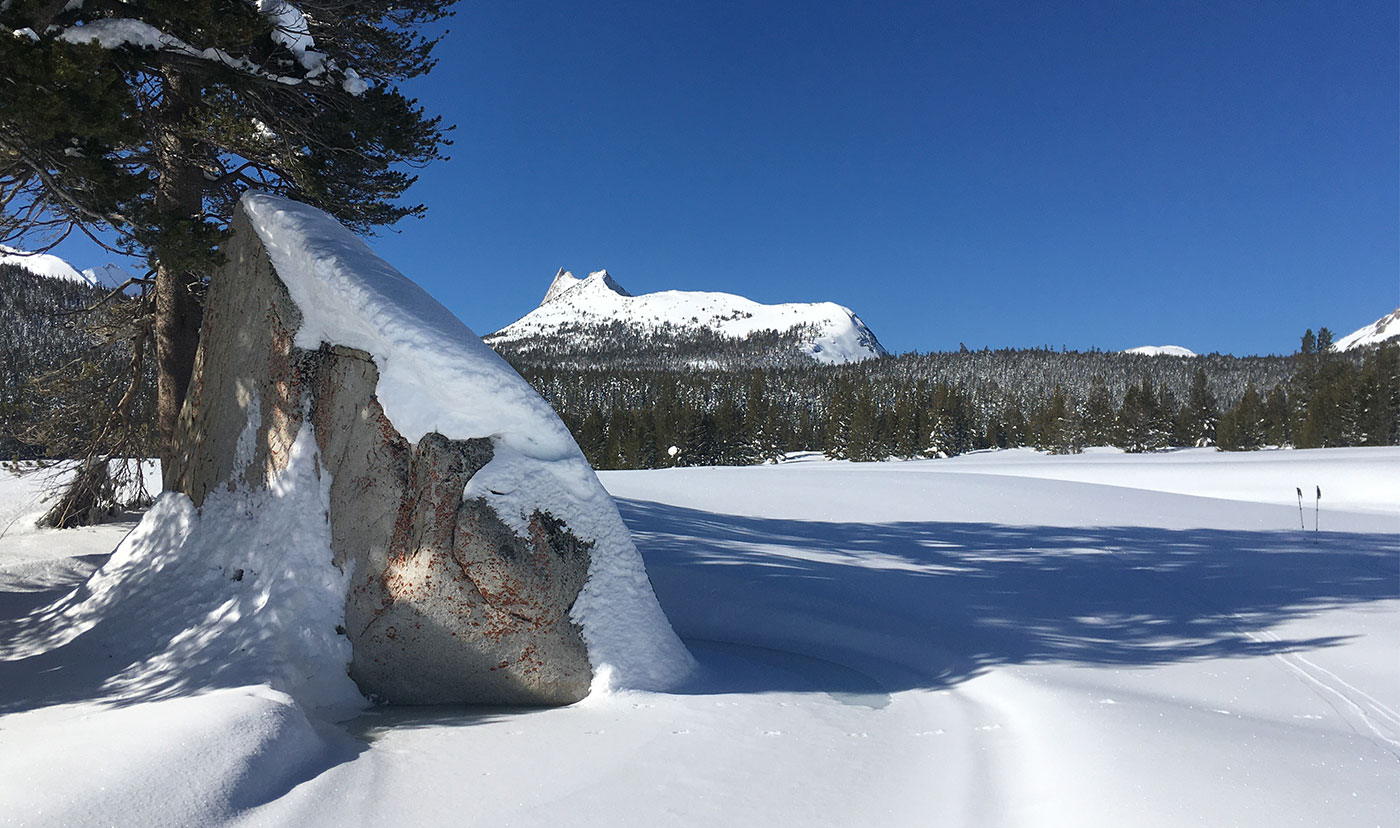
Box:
[1296,487,1304,530]
[1315,485,1321,533]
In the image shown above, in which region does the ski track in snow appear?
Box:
[1242,623,1400,756]
[0,447,1397,827]
[1088,532,1400,763]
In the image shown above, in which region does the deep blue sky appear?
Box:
[56,0,1400,355]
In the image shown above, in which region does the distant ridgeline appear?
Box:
[486,268,888,369]
[497,338,1400,469]
[2,254,1395,467]
[0,263,155,459]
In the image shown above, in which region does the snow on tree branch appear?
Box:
[54,17,368,96]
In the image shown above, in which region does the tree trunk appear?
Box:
[154,256,202,479]
[153,70,205,488]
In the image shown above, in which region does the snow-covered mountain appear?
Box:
[0,244,88,283]
[0,244,132,288]
[488,269,887,366]
[80,263,135,288]
[1124,345,1197,357]
[1335,309,1400,352]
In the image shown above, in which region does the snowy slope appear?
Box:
[1123,344,1197,357]
[1336,308,1400,351]
[0,244,87,283]
[80,262,135,288]
[488,268,887,364]
[0,244,133,288]
[2,448,1396,827]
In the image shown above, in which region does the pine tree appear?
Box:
[1155,386,1179,447]
[1081,378,1115,447]
[1117,376,1168,452]
[1001,398,1028,448]
[1217,383,1264,451]
[823,376,855,459]
[1262,386,1289,446]
[714,397,752,465]
[845,385,881,461]
[927,382,974,457]
[636,409,660,468]
[683,411,719,466]
[744,371,786,462]
[1355,344,1400,446]
[578,409,607,469]
[1288,328,1322,441]
[1,0,455,481]
[1177,367,1219,447]
[892,392,924,458]
[984,413,1008,450]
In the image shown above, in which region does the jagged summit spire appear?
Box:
[541,268,630,306]
[541,268,581,305]
[586,269,632,298]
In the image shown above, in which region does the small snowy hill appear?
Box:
[0,245,88,283]
[0,245,132,288]
[80,263,135,289]
[1124,345,1197,357]
[1336,309,1400,352]
[488,269,887,367]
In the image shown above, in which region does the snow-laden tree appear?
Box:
[0,0,454,479]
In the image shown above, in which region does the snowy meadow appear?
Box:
[1,447,1397,827]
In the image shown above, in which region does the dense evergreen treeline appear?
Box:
[489,320,837,370]
[1217,338,1399,451]
[502,338,1398,470]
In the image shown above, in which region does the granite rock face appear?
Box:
[167,205,593,705]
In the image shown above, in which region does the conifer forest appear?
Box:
[3,266,1395,468]
[502,338,1398,469]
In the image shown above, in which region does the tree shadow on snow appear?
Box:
[614,498,1399,697]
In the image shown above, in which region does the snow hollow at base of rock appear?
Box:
[0,413,363,716]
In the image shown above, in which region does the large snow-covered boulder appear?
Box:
[168,194,693,705]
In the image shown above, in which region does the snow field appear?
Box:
[2,447,1394,827]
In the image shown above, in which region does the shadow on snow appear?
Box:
[613,498,1399,698]
[0,498,1393,727]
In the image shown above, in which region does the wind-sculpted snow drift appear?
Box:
[136,193,690,707]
